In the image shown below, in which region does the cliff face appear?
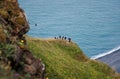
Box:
[0,0,45,79]
[0,0,29,42]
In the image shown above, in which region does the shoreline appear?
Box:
[91,46,120,60]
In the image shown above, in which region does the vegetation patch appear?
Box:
[27,37,120,79]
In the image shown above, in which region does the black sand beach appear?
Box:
[97,49,120,73]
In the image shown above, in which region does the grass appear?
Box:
[26,36,120,79]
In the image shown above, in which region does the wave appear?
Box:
[91,46,120,60]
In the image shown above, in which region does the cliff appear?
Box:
[26,37,120,79]
[0,0,45,79]
[0,0,120,79]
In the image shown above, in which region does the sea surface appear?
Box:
[18,0,120,57]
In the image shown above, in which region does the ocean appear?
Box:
[18,0,120,57]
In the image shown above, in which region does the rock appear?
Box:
[25,57,32,65]
[24,64,36,75]
[23,50,45,78]
[0,0,45,79]
[0,28,7,43]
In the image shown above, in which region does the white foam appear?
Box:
[91,46,120,60]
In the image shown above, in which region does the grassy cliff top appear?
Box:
[26,36,120,79]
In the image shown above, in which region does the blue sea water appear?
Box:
[18,0,120,57]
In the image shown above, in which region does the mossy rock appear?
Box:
[6,0,18,11]
[7,0,17,2]
[0,33,6,43]
[15,17,25,26]
[0,2,5,8]
[10,10,20,17]
[0,9,9,19]
[0,28,7,43]
[6,3,15,10]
